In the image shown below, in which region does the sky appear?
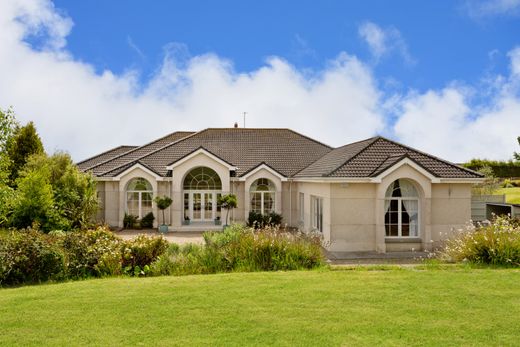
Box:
[0,0,519,163]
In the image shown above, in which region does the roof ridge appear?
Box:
[99,129,209,176]
[76,145,137,168]
[325,136,382,177]
[376,136,484,177]
[88,130,194,173]
[286,128,333,149]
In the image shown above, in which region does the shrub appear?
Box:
[440,216,520,266]
[0,229,66,285]
[122,235,169,276]
[247,211,283,228]
[123,213,138,228]
[60,227,122,278]
[140,212,155,228]
[501,179,514,188]
[149,224,324,276]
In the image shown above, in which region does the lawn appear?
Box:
[494,187,520,204]
[1,268,519,346]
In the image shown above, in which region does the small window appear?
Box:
[126,177,153,219]
[311,196,323,232]
[250,178,276,215]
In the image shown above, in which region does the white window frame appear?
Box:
[384,197,420,238]
[126,178,153,219]
[311,195,323,233]
[249,178,276,215]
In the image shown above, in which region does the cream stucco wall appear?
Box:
[296,182,332,244]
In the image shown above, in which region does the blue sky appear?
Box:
[52,0,516,91]
[1,0,519,162]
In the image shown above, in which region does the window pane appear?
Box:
[184,193,189,220]
[127,192,139,216]
[264,192,274,214]
[183,167,222,190]
[127,177,152,191]
[250,192,262,213]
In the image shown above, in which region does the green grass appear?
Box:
[494,187,520,204]
[1,268,520,346]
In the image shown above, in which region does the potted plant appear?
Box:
[154,195,173,233]
[182,215,191,225]
[218,194,237,227]
[214,216,221,225]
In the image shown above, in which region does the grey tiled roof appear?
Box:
[326,137,482,179]
[102,128,332,177]
[79,129,482,179]
[77,145,137,171]
[86,131,195,176]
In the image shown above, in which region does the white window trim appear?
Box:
[250,190,276,215]
[126,190,153,219]
[310,195,323,233]
[384,197,420,238]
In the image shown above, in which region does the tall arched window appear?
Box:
[126,177,153,219]
[250,178,275,215]
[183,167,222,222]
[385,179,419,237]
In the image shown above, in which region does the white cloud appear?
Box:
[508,46,520,76]
[394,50,520,162]
[0,0,384,161]
[465,0,520,18]
[358,21,415,65]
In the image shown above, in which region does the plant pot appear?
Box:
[214,219,222,225]
[158,224,169,233]
[182,220,191,225]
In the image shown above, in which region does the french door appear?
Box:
[186,191,217,222]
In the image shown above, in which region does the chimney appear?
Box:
[234,122,238,128]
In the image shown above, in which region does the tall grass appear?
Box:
[440,216,520,266]
[150,224,325,276]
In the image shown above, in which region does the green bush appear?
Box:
[247,211,283,228]
[60,227,122,278]
[440,216,520,266]
[122,235,169,276]
[0,229,66,285]
[123,213,138,228]
[150,224,324,276]
[140,212,155,228]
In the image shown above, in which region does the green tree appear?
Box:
[7,121,44,185]
[19,152,99,230]
[218,194,238,226]
[10,169,57,230]
[0,107,19,226]
[154,195,173,226]
[514,136,520,161]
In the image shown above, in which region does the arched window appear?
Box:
[384,179,419,237]
[126,177,153,219]
[250,178,276,215]
[183,167,222,190]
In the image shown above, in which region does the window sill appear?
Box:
[385,238,421,243]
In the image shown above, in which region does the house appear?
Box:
[78,128,483,253]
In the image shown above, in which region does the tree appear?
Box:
[514,136,520,161]
[472,165,499,196]
[0,107,19,226]
[10,169,57,230]
[7,121,44,185]
[218,194,237,226]
[12,152,99,231]
[154,195,173,226]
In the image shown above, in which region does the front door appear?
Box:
[188,191,215,222]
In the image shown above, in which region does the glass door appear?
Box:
[204,193,213,221]
[192,193,202,221]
